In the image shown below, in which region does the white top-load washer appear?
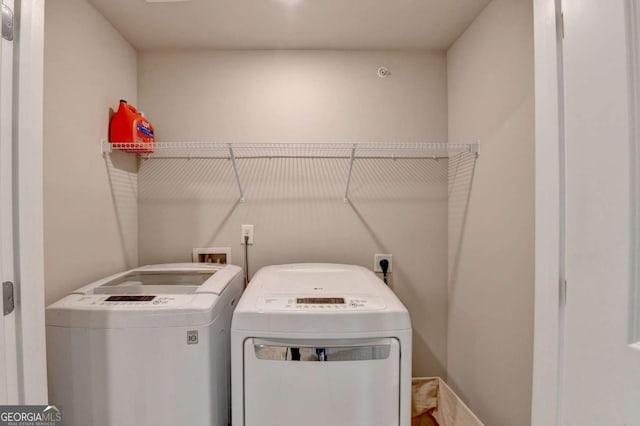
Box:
[46,263,243,426]
[231,263,412,426]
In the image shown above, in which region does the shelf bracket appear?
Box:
[101,140,112,157]
[228,145,245,202]
[472,141,480,158]
[343,144,357,203]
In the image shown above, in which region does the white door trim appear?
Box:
[13,0,46,403]
[531,0,564,425]
[1,0,19,404]
[628,0,640,346]
[0,0,8,404]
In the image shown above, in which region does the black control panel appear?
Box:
[296,298,345,304]
[105,295,156,302]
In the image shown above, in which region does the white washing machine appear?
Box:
[46,263,243,426]
[231,263,412,426]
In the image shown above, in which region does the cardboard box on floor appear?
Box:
[412,377,484,426]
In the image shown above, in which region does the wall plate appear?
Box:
[192,247,232,265]
[374,254,393,272]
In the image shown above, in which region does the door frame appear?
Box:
[628,0,640,348]
[0,0,7,404]
[531,0,564,425]
[12,0,46,403]
[1,0,21,404]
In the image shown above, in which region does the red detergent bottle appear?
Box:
[109,100,155,153]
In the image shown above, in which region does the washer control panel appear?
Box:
[257,296,385,311]
[68,295,189,308]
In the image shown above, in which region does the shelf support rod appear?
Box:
[228,144,245,202]
[343,144,357,204]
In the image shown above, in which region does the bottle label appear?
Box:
[136,122,154,139]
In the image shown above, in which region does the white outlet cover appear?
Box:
[241,224,254,244]
[374,254,393,272]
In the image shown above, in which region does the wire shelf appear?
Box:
[104,141,478,159]
[102,141,479,203]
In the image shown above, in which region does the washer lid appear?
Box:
[91,270,215,295]
[71,263,242,296]
[232,263,411,333]
[259,264,377,295]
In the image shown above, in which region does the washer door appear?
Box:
[243,337,401,426]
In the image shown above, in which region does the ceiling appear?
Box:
[88,0,491,50]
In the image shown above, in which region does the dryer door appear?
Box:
[243,337,401,426]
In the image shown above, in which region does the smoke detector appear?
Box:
[378,67,391,78]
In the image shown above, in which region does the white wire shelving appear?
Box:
[102,141,479,203]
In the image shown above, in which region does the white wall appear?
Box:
[447,0,535,425]
[43,0,138,305]
[138,50,449,377]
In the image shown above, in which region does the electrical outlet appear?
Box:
[374,254,393,272]
[192,248,231,264]
[241,224,254,245]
